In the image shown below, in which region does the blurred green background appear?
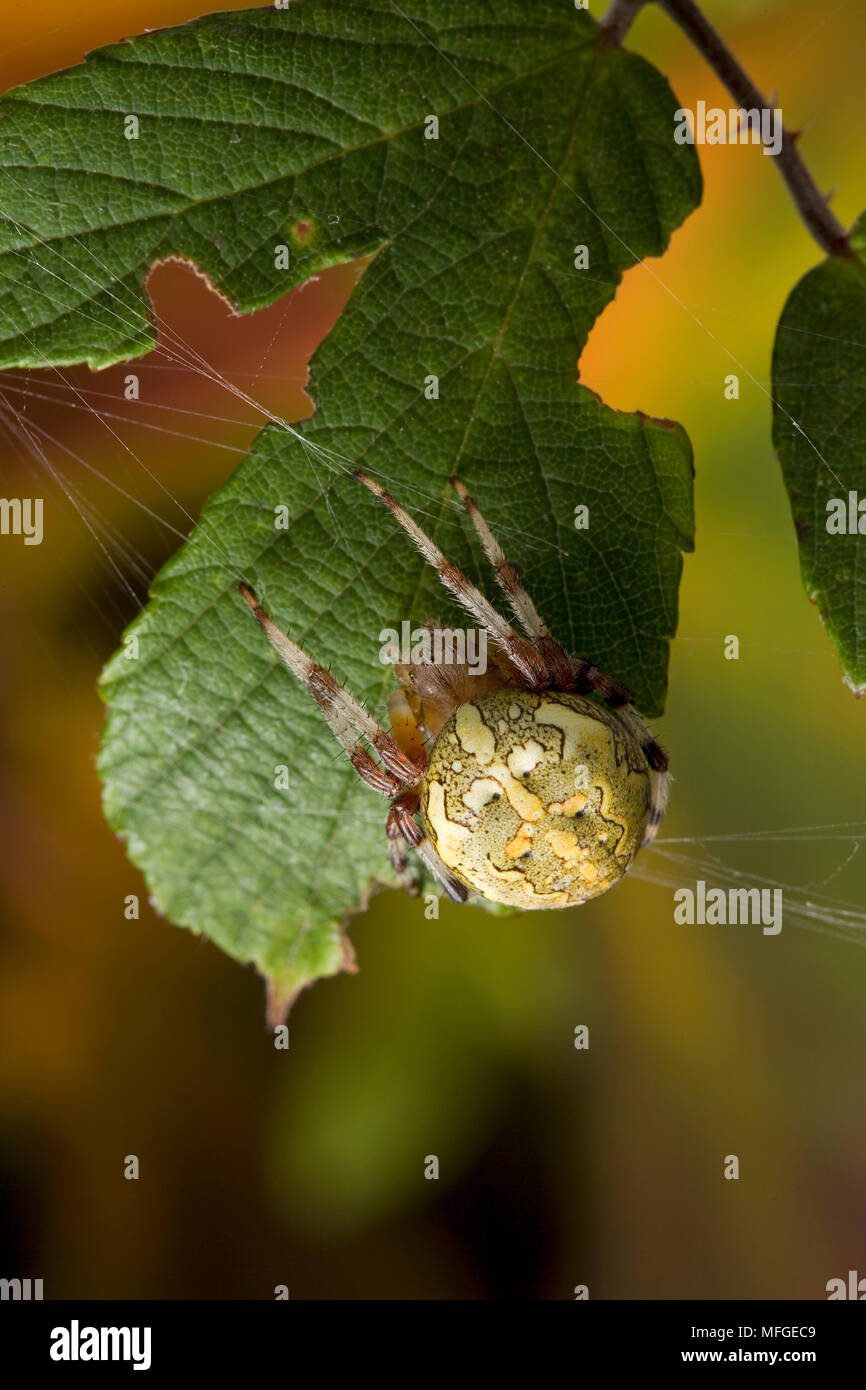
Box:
[0,0,864,1299]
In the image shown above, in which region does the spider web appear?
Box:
[0,3,864,952]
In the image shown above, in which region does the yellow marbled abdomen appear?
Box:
[420,687,652,908]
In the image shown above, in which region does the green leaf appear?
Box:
[0,3,700,1008]
[773,218,866,695]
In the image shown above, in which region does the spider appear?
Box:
[239,472,668,909]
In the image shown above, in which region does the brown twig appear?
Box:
[601,0,852,259]
[599,0,648,44]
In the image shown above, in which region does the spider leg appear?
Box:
[610,701,670,840]
[642,767,670,847]
[615,703,669,777]
[386,805,420,895]
[448,476,574,688]
[348,476,669,833]
[383,699,427,895]
[387,796,469,905]
[446,479,642,706]
[239,584,421,794]
[354,472,549,690]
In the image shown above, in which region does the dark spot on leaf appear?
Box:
[290,217,317,246]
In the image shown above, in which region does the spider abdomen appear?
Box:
[420,687,653,908]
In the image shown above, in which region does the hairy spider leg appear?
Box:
[356,472,669,807]
[387,795,469,905]
[616,703,670,780]
[240,584,469,901]
[448,475,575,689]
[239,584,420,795]
[353,471,549,690]
[446,476,671,795]
[448,475,639,707]
[360,472,669,793]
[640,764,670,847]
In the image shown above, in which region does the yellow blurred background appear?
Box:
[0,0,864,1299]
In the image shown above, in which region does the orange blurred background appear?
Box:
[0,0,865,1299]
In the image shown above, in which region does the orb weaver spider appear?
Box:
[239,472,668,910]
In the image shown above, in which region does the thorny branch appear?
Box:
[600,0,852,259]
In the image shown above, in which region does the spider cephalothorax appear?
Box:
[240,473,667,908]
